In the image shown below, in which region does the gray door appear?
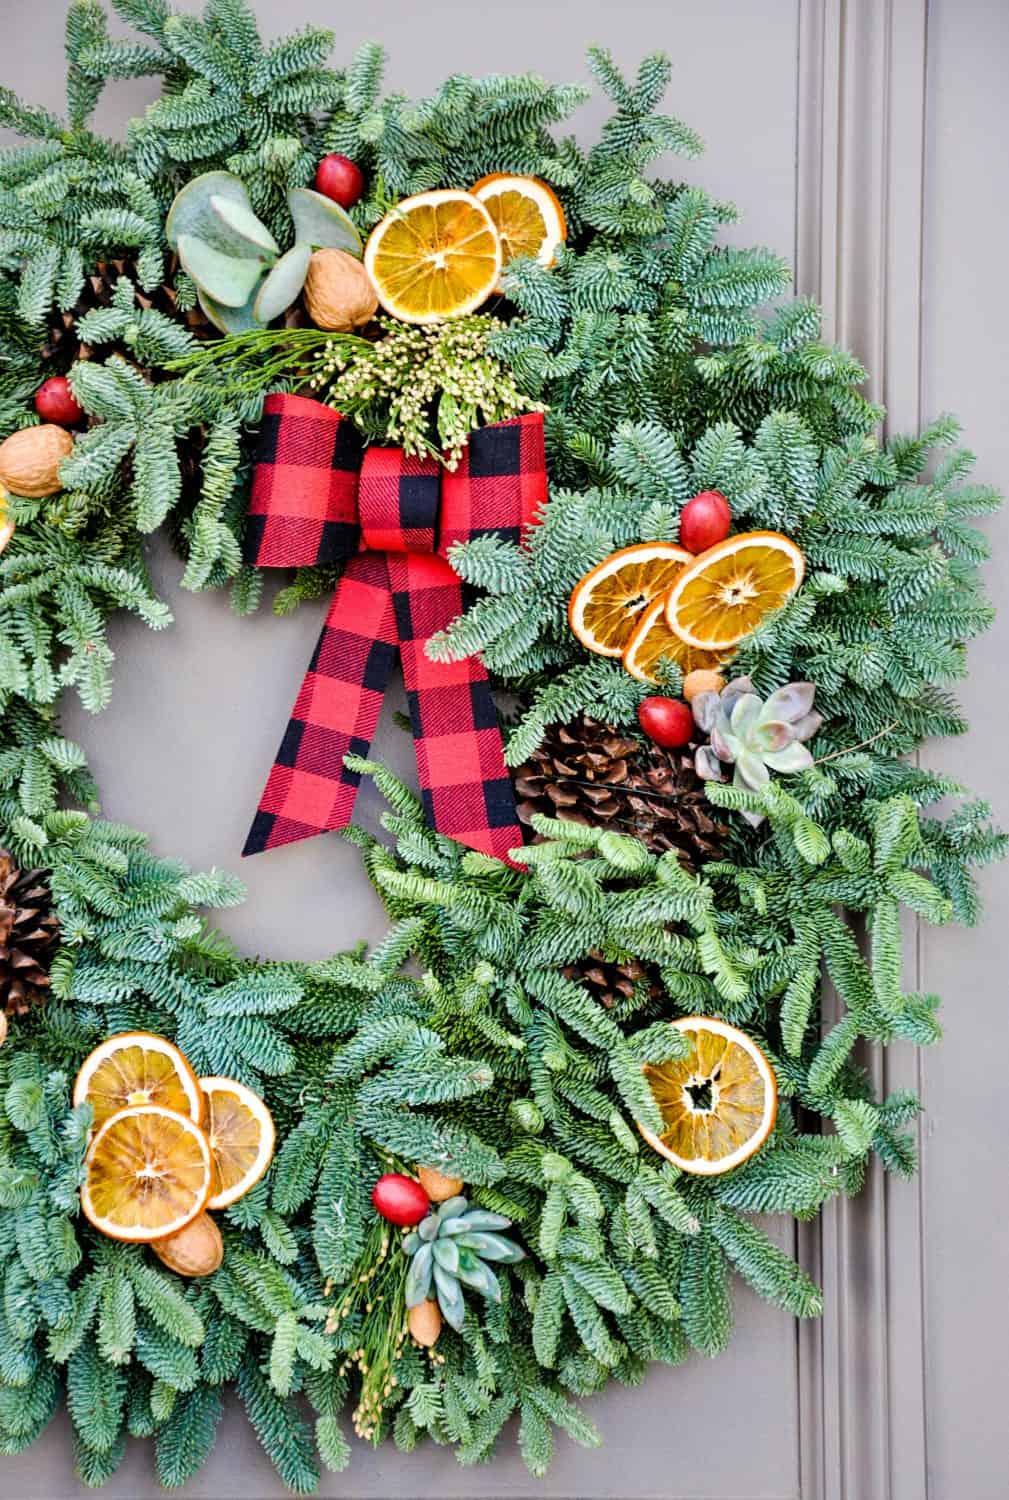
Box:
[1,1,1005,1496]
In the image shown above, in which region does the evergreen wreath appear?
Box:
[0,1,1004,1490]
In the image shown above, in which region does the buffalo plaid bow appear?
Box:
[242,393,546,862]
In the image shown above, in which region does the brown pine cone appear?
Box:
[562,949,662,1010]
[0,851,60,1015]
[513,713,728,873]
[40,253,216,369]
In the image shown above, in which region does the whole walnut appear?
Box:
[152,1212,223,1278]
[0,424,74,498]
[304,249,378,331]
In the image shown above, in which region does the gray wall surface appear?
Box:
[0,1,1006,1497]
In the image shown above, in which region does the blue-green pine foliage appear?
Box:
[0,0,1004,1489]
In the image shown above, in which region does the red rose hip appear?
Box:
[638,696,694,749]
[34,375,84,427]
[679,489,731,554]
[371,1172,430,1226]
[313,153,365,210]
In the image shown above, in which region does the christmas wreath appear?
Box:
[0,2,1004,1491]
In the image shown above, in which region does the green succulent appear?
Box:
[692,675,822,821]
[402,1196,524,1332]
[165,172,362,334]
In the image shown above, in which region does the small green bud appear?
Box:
[509,1098,544,1134]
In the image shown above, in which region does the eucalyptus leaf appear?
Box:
[253,243,312,323]
[177,235,264,308]
[166,171,252,251]
[288,187,362,255]
[209,195,280,258]
[197,286,261,335]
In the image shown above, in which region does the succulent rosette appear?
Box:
[403,1196,524,1331]
[692,676,822,815]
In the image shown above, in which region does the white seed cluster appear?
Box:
[309,315,544,469]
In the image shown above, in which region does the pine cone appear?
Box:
[40,254,215,370]
[513,713,729,873]
[0,852,60,1015]
[562,950,661,1010]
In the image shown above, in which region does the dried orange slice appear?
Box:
[200,1077,276,1209]
[569,542,691,659]
[638,1016,777,1176]
[73,1032,203,1133]
[664,531,805,652]
[470,174,566,280]
[622,596,730,684]
[80,1104,213,1242]
[363,190,502,325]
[0,486,13,556]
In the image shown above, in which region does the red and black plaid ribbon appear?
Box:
[242,393,546,863]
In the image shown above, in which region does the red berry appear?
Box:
[679,490,731,554]
[313,154,365,210]
[34,375,84,427]
[371,1173,430,1227]
[638,696,694,749]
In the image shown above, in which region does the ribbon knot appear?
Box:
[242,393,545,863]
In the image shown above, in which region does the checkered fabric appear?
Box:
[242,394,546,863]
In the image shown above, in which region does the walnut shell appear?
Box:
[417,1165,465,1203]
[303,249,378,332]
[151,1211,223,1278]
[0,425,73,498]
[408,1298,442,1347]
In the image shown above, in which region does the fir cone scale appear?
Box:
[513,714,729,873]
[562,949,662,1010]
[0,852,60,1015]
[40,254,216,370]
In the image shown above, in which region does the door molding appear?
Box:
[793,3,930,1497]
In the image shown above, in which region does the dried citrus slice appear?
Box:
[470,174,566,280]
[622,596,730,684]
[664,531,805,651]
[0,485,13,556]
[363,190,502,325]
[80,1104,213,1242]
[200,1077,276,1209]
[569,542,691,659]
[638,1016,777,1176]
[73,1031,203,1133]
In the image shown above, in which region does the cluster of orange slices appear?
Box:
[364,174,566,325]
[568,531,806,684]
[73,1031,275,1254]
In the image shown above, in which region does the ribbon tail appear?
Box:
[388,552,524,866]
[243,553,397,855]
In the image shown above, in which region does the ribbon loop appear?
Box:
[246,394,363,566]
[241,395,545,864]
